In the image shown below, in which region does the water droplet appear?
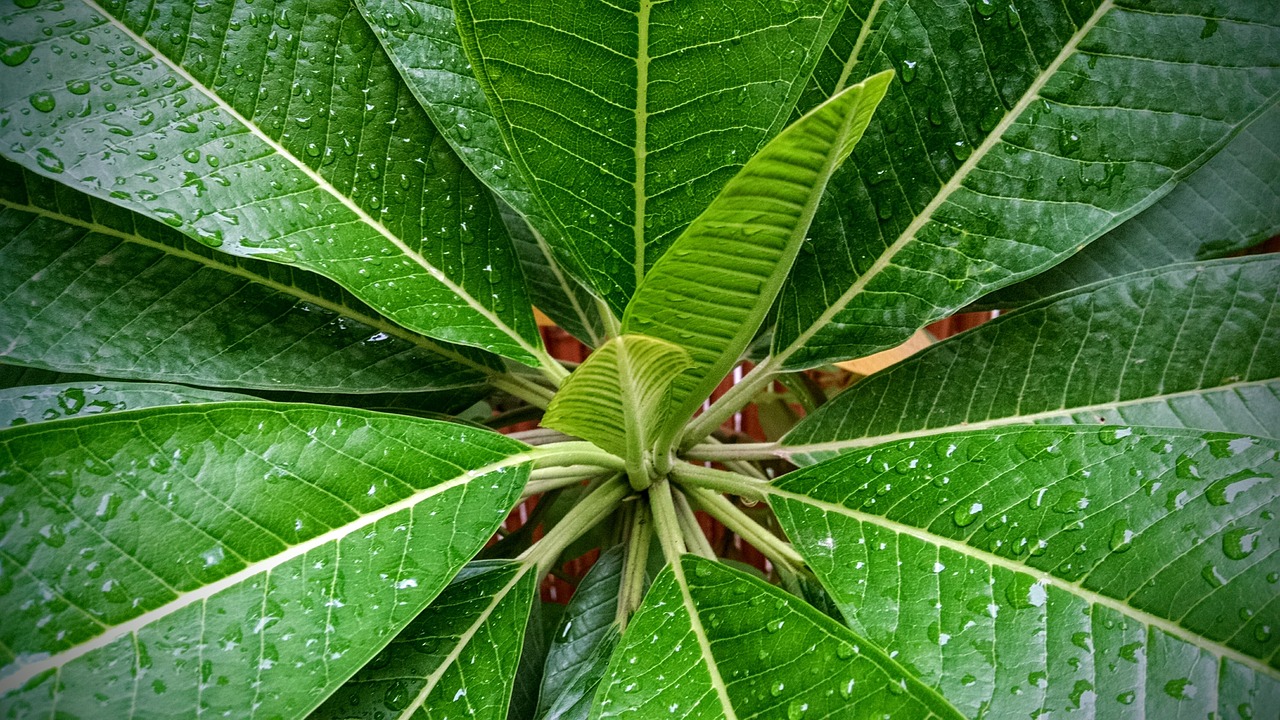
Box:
[770,681,785,697]
[787,700,807,719]
[34,147,64,174]
[28,91,55,113]
[183,149,201,164]
[1206,470,1269,506]
[383,679,411,710]
[1163,678,1196,701]
[953,502,983,527]
[1108,521,1134,553]
[1,45,33,67]
[693,562,712,578]
[1222,526,1260,560]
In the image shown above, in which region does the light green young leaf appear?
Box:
[454,0,847,314]
[590,555,962,719]
[0,0,546,365]
[0,382,251,428]
[312,560,537,720]
[354,0,608,342]
[978,101,1280,307]
[770,426,1280,718]
[772,0,1280,369]
[0,404,531,718]
[0,161,497,393]
[542,335,692,485]
[623,72,893,434]
[782,256,1280,464]
[538,546,624,720]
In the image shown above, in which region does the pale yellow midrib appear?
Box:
[399,565,533,719]
[831,0,886,95]
[0,199,496,380]
[768,484,1280,681]
[782,378,1279,457]
[672,559,741,720]
[78,0,541,361]
[633,0,652,292]
[772,0,1117,368]
[0,452,535,693]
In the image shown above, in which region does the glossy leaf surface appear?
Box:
[0,381,250,428]
[771,426,1280,718]
[0,404,530,717]
[981,101,1280,307]
[542,336,692,474]
[0,162,496,392]
[784,256,1280,464]
[454,0,845,313]
[312,560,536,720]
[354,0,608,342]
[591,555,961,719]
[538,546,623,720]
[623,72,892,429]
[0,0,544,363]
[772,0,1280,369]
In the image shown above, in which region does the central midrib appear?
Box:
[634,0,652,293]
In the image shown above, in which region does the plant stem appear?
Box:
[648,479,687,563]
[617,499,652,629]
[673,490,715,559]
[529,441,627,472]
[508,427,576,446]
[532,346,572,386]
[669,462,770,503]
[523,465,607,497]
[683,441,785,463]
[483,404,544,429]
[491,373,556,408]
[520,475,629,576]
[681,356,779,447]
[684,486,806,572]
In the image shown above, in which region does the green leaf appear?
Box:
[538,546,623,720]
[0,403,531,717]
[542,335,692,484]
[453,0,847,314]
[0,161,499,393]
[499,201,607,347]
[770,426,1280,718]
[980,101,1280,307]
[783,256,1280,464]
[0,0,546,365]
[591,555,962,719]
[352,0,608,342]
[622,72,893,433]
[509,601,565,720]
[771,0,1280,369]
[0,381,250,428]
[311,560,537,720]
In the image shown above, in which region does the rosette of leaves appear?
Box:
[0,0,1277,717]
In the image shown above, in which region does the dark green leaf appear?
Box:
[772,0,1280,369]
[981,101,1280,307]
[0,403,531,717]
[0,0,545,364]
[0,381,250,428]
[784,256,1280,464]
[623,72,892,432]
[539,546,623,720]
[771,426,1280,717]
[354,0,608,342]
[0,162,497,393]
[591,555,962,719]
[454,0,847,313]
[509,601,566,720]
[312,560,537,720]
